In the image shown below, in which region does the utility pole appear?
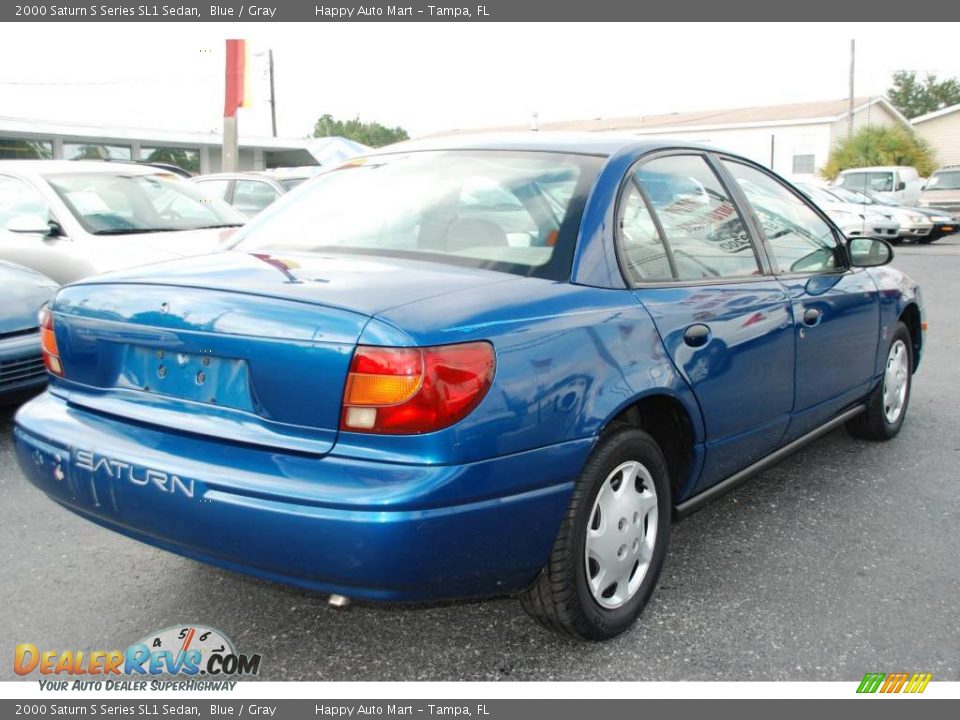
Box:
[268,49,277,138]
[848,39,856,139]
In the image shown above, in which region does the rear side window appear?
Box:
[618,183,674,282]
[631,154,760,280]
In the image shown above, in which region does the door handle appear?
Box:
[682,324,711,348]
[802,308,822,327]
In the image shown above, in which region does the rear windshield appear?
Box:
[231,150,604,280]
[926,170,960,190]
[838,171,894,193]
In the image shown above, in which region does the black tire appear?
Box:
[846,321,913,441]
[520,427,671,640]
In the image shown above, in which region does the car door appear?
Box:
[0,173,77,282]
[718,159,880,439]
[619,152,795,489]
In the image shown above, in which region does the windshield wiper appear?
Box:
[92,228,177,235]
[93,223,243,235]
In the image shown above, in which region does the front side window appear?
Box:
[233,179,281,216]
[723,160,840,274]
[46,172,243,234]
[232,151,603,280]
[194,178,232,201]
[633,154,760,280]
[0,175,51,231]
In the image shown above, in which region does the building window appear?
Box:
[63,143,132,161]
[792,154,815,175]
[0,138,53,160]
[140,146,200,175]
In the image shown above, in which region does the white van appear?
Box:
[834,166,923,205]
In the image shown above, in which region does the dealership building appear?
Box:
[0,116,320,174]
[440,96,911,179]
[911,102,960,167]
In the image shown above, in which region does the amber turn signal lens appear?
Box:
[39,307,64,377]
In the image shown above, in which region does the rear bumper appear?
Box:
[0,332,46,398]
[14,393,588,601]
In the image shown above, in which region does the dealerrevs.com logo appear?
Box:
[15,625,261,689]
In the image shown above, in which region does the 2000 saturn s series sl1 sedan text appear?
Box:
[14,135,923,640]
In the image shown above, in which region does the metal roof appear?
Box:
[0,115,311,150]
[430,97,910,137]
[0,159,168,175]
[910,102,960,125]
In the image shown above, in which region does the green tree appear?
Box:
[820,125,937,180]
[312,114,409,147]
[887,70,960,119]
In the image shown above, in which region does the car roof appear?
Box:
[365,132,717,157]
[0,160,170,177]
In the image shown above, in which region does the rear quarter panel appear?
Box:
[342,279,705,483]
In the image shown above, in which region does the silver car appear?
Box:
[794,182,900,242]
[0,161,246,285]
[192,168,319,217]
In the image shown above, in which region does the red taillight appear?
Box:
[39,307,63,377]
[341,342,495,434]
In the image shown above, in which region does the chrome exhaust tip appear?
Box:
[328,593,352,608]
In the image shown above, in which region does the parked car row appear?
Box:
[192,168,320,217]
[829,164,960,236]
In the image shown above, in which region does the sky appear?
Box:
[2,22,960,140]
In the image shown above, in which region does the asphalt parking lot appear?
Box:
[2,237,958,682]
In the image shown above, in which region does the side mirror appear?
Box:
[896,181,906,191]
[6,214,51,235]
[848,237,893,267]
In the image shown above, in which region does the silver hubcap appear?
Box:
[584,461,659,609]
[883,339,909,424]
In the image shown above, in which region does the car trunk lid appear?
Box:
[48,252,512,454]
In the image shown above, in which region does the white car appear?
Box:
[793,182,900,241]
[0,161,246,284]
[815,186,932,243]
[834,166,923,205]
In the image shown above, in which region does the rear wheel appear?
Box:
[846,321,913,441]
[521,428,671,640]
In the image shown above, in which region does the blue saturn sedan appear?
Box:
[1,260,58,403]
[14,135,922,639]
